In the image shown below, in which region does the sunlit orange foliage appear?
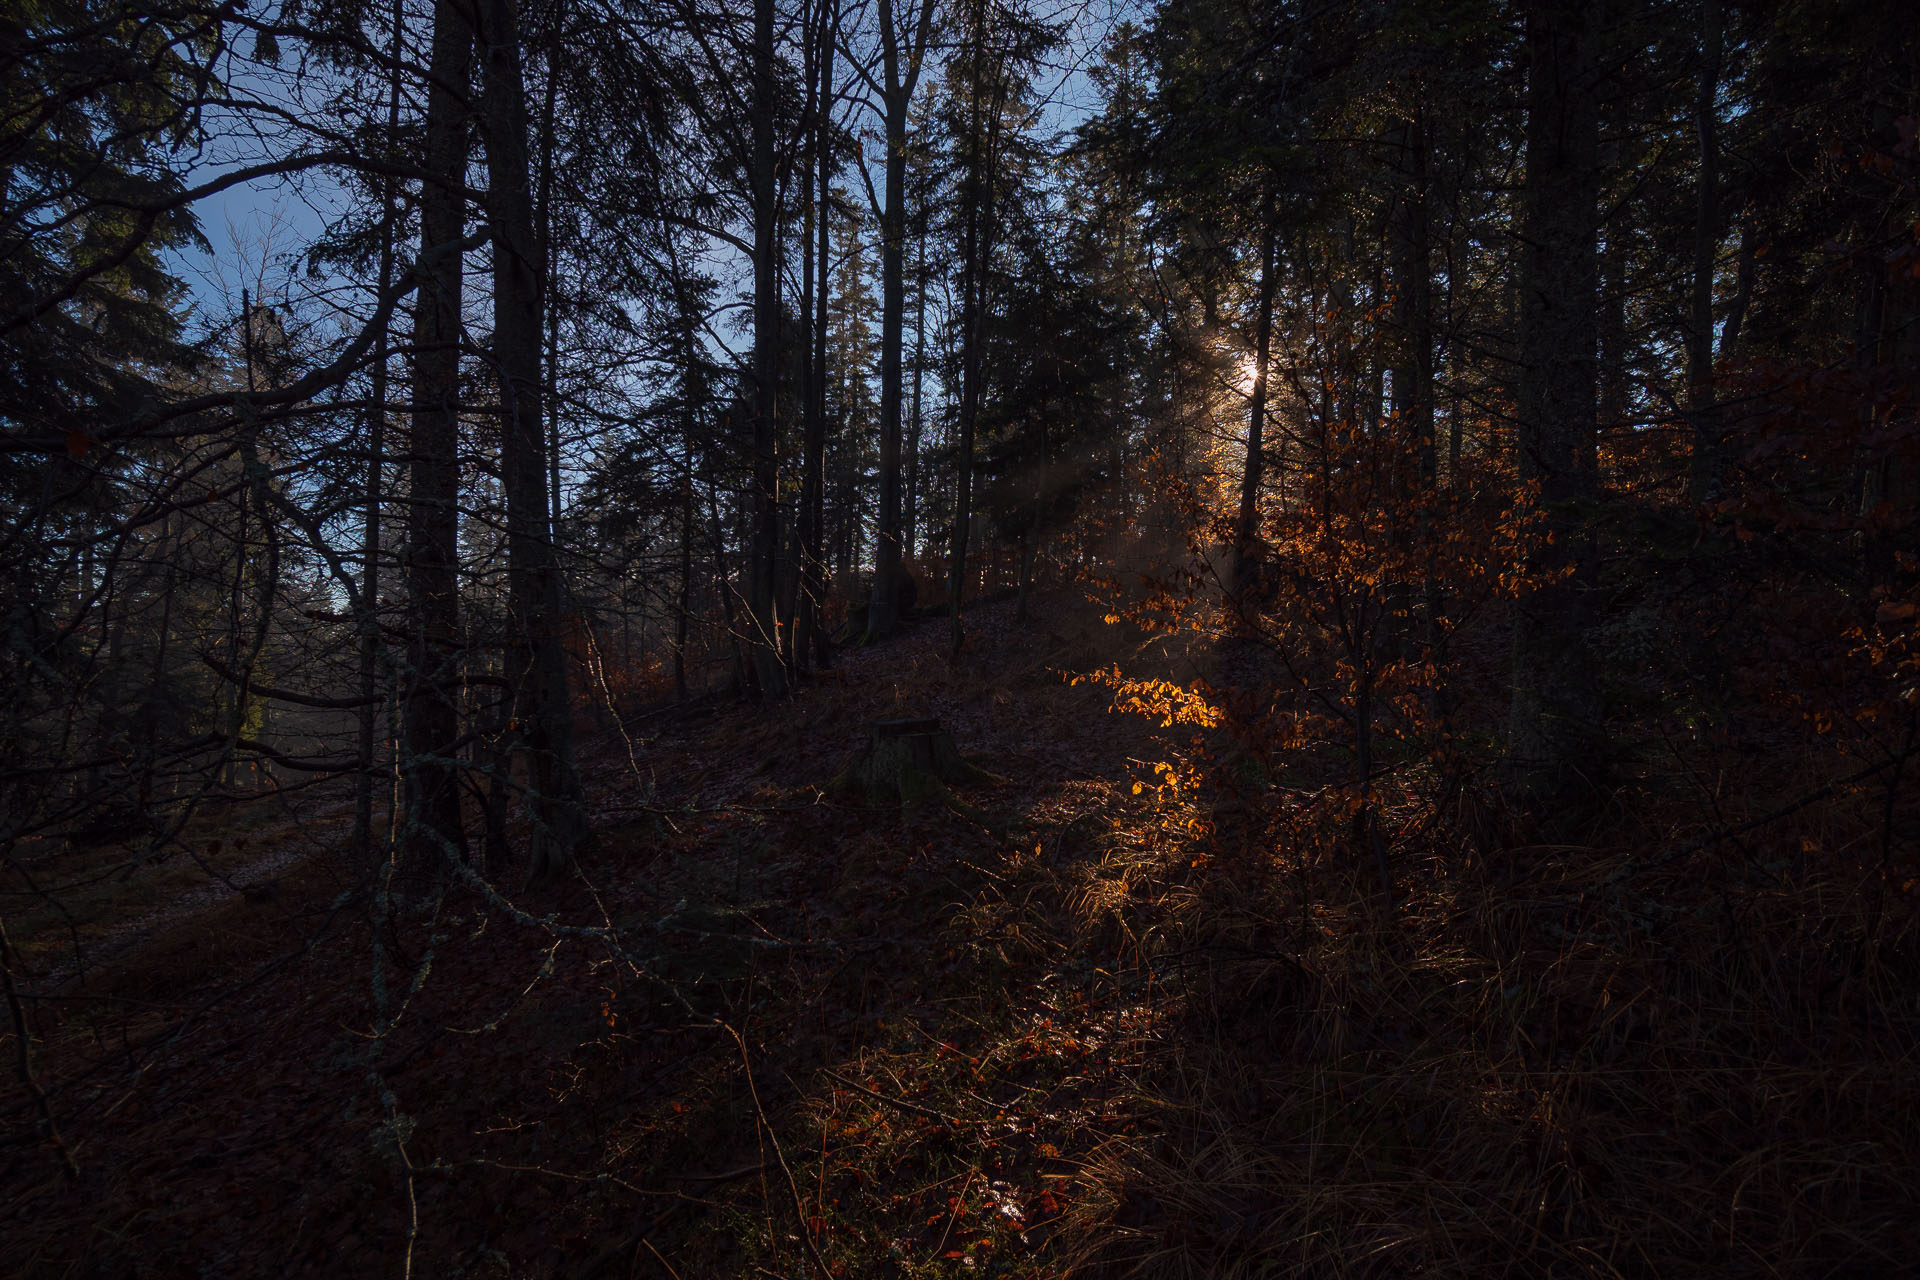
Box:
[1089,383,1558,898]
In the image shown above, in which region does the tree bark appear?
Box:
[478,0,590,881]
[948,0,994,663]
[1598,227,1629,442]
[865,0,934,641]
[1228,190,1280,601]
[677,459,693,700]
[905,222,927,561]
[1685,0,1723,506]
[1508,0,1604,800]
[794,0,838,675]
[356,213,393,860]
[668,239,705,699]
[805,14,834,669]
[356,0,402,862]
[539,58,563,534]
[403,0,472,869]
[794,19,819,676]
[747,0,789,695]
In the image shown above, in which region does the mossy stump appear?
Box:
[833,717,999,808]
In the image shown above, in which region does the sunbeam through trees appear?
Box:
[3,0,1919,1274]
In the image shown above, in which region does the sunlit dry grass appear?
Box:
[1026,758,1920,1279]
[9,591,1916,1278]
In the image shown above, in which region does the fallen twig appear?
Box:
[821,1068,960,1126]
[0,914,78,1181]
[732,1025,834,1280]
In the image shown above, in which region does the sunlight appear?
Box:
[14,0,1916,1273]
[1233,351,1260,396]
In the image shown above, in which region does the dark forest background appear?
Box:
[4,0,1919,1274]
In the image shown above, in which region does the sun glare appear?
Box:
[1234,352,1260,395]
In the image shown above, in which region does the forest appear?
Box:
[3,0,1918,1273]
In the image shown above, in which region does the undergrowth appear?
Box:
[928,657,1920,1276]
[5,589,1918,1278]
[766,588,1920,1278]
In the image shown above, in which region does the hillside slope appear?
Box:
[5,587,1918,1279]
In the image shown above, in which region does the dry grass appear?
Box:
[733,596,1916,1278]
[7,588,1916,1278]
[1020,764,1920,1279]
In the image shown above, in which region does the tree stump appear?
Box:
[834,717,998,807]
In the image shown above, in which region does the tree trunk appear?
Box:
[1228,191,1280,601]
[809,26,835,670]
[948,1,988,663]
[357,0,404,862]
[1598,227,1629,443]
[356,230,393,860]
[539,60,563,534]
[747,0,788,695]
[905,224,927,561]
[1508,0,1604,801]
[948,0,1009,661]
[1719,218,1754,358]
[866,0,934,642]
[1390,111,1438,680]
[708,479,748,692]
[403,0,471,869]
[677,456,694,701]
[1686,0,1723,506]
[867,27,908,640]
[793,38,818,676]
[670,242,705,699]
[478,0,590,882]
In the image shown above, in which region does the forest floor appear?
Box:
[4,586,1919,1279]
